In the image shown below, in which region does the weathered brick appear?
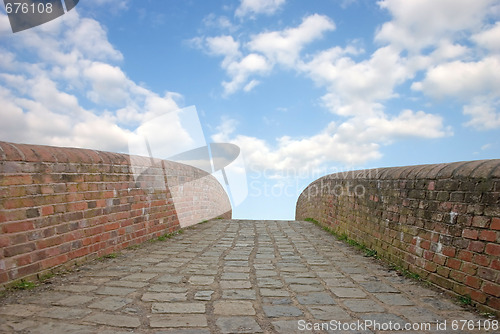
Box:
[473,254,490,267]
[2,221,34,233]
[4,242,36,257]
[477,267,497,281]
[441,246,456,257]
[491,217,500,230]
[472,216,490,228]
[462,229,478,240]
[479,230,497,242]
[482,282,500,297]
[485,243,500,257]
[468,241,485,253]
[465,276,482,289]
[446,258,462,270]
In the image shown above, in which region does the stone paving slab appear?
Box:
[0,219,491,333]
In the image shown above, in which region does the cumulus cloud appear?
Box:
[302,45,409,116]
[0,11,184,153]
[213,108,449,174]
[376,0,496,51]
[235,0,286,18]
[248,14,335,66]
[197,5,459,171]
[463,99,500,130]
[412,57,500,100]
[472,22,500,52]
[197,14,335,95]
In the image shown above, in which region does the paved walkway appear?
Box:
[0,220,489,333]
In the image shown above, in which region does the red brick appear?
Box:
[473,254,491,266]
[468,241,485,253]
[482,282,500,297]
[420,240,431,250]
[465,276,482,289]
[491,217,500,231]
[2,221,35,233]
[485,243,500,256]
[433,254,447,265]
[16,254,32,266]
[41,205,54,216]
[472,216,490,228]
[460,262,478,275]
[67,201,87,211]
[423,250,434,261]
[479,230,497,242]
[446,258,462,270]
[12,262,41,279]
[457,250,473,262]
[487,297,500,310]
[442,246,456,257]
[41,254,68,269]
[462,229,478,240]
[491,259,500,270]
[0,235,10,248]
[470,290,487,303]
[1,174,32,186]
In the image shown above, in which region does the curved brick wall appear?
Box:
[296,160,500,314]
[0,141,231,286]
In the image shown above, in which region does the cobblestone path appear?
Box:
[0,220,488,333]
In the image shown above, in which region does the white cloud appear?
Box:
[463,99,500,130]
[0,11,187,153]
[235,0,286,18]
[222,53,271,95]
[248,14,335,66]
[412,57,500,100]
[376,0,497,51]
[213,108,449,173]
[198,15,335,95]
[84,62,129,105]
[303,45,409,116]
[472,21,500,52]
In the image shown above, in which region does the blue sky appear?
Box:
[1,0,499,220]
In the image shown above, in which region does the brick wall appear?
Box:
[0,141,231,286]
[296,160,500,314]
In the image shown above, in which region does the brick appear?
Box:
[442,246,456,257]
[472,216,490,228]
[446,258,462,270]
[482,282,500,297]
[40,205,54,216]
[477,267,497,281]
[470,290,487,303]
[485,243,500,256]
[468,241,485,253]
[473,254,491,266]
[491,259,500,270]
[479,230,497,242]
[465,276,482,289]
[433,254,447,265]
[41,254,68,269]
[457,250,473,262]
[2,221,34,233]
[4,242,36,257]
[460,262,478,275]
[0,235,9,248]
[436,265,450,277]
[462,229,478,240]
[491,218,500,230]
